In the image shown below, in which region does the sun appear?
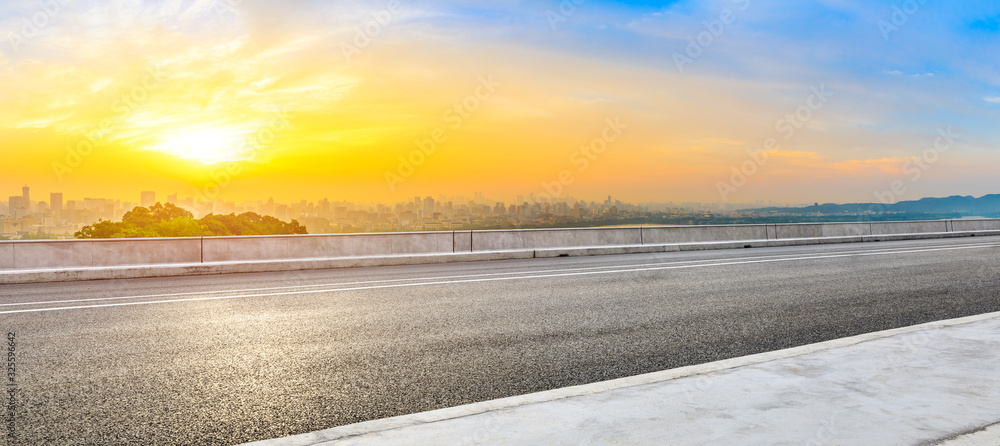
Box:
[146,127,249,165]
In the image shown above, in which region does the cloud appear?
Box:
[769,151,822,160]
[832,157,915,175]
[886,70,934,78]
[1,0,999,203]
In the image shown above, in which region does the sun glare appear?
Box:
[146,127,249,165]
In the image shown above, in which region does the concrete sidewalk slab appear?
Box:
[244,312,1000,446]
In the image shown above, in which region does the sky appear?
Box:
[1,0,998,205]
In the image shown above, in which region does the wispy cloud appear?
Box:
[0,0,998,203]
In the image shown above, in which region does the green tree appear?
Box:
[76,220,130,239]
[109,225,158,238]
[153,217,208,237]
[248,213,307,235]
[198,213,307,236]
[75,205,307,238]
[122,207,156,229]
[201,214,246,236]
[76,220,159,239]
[123,202,193,228]
[201,218,232,236]
[150,202,193,222]
[286,219,307,235]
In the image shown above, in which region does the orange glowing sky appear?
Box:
[2,0,999,204]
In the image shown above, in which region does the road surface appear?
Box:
[2,237,999,445]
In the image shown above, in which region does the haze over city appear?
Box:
[5,2,1000,446]
[2,0,999,206]
[3,182,810,237]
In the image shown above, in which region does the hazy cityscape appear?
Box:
[4,1,1000,444]
[2,185,818,239]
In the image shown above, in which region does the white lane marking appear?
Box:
[3,242,999,315]
[0,257,763,307]
[5,240,999,309]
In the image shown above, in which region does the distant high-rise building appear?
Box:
[7,196,22,216]
[423,197,435,215]
[21,185,30,211]
[275,204,289,220]
[167,193,178,204]
[141,191,156,208]
[319,198,331,217]
[50,193,63,215]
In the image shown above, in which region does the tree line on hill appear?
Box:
[74,203,308,239]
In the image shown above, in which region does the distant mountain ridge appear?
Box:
[751,194,1000,217]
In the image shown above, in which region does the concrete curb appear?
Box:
[240,311,1000,446]
[0,251,532,284]
[936,423,1000,446]
[2,230,999,284]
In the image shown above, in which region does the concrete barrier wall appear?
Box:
[454,231,473,253]
[2,218,998,270]
[774,222,871,239]
[871,221,949,235]
[472,228,640,251]
[203,231,458,262]
[642,225,767,244]
[0,243,13,269]
[952,219,1000,232]
[4,238,202,269]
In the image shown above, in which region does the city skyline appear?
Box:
[4,181,994,239]
[2,184,804,211]
[0,182,811,237]
[2,1,999,205]
[4,3,1000,445]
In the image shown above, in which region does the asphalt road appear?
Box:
[2,237,1000,445]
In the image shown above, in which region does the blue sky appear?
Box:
[0,0,998,203]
